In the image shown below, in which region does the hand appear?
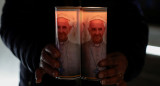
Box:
[98,52,128,86]
[35,44,61,83]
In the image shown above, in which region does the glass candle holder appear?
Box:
[55,7,81,80]
[81,7,107,81]
[55,7,107,81]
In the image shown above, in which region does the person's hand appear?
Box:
[35,44,61,83]
[98,52,128,86]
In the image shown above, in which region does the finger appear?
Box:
[100,75,122,86]
[98,59,108,67]
[98,58,119,67]
[44,44,61,58]
[107,52,128,66]
[35,68,45,83]
[98,52,124,67]
[41,51,60,68]
[98,67,121,78]
[40,60,59,78]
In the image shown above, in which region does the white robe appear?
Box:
[59,40,81,76]
[82,40,106,78]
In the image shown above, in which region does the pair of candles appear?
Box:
[55,7,107,81]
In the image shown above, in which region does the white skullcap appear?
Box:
[88,15,107,23]
[57,13,75,27]
[86,15,107,29]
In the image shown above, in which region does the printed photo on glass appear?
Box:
[55,7,81,80]
[81,7,107,81]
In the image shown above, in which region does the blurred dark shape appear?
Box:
[139,0,160,24]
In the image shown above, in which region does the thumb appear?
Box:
[35,68,45,83]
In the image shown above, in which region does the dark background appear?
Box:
[0,0,160,86]
[139,0,160,25]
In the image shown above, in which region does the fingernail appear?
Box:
[98,73,104,78]
[101,80,105,85]
[54,53,60,58]
[36,79,41,83]
[52,72,58,77]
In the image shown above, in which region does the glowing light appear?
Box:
[146,45,160,56]
[0,76,19,86]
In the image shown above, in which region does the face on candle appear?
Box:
[88,19,105,44]
[57,17,72,42]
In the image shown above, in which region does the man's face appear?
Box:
[88,19,105,44]
[57,17,71,42]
